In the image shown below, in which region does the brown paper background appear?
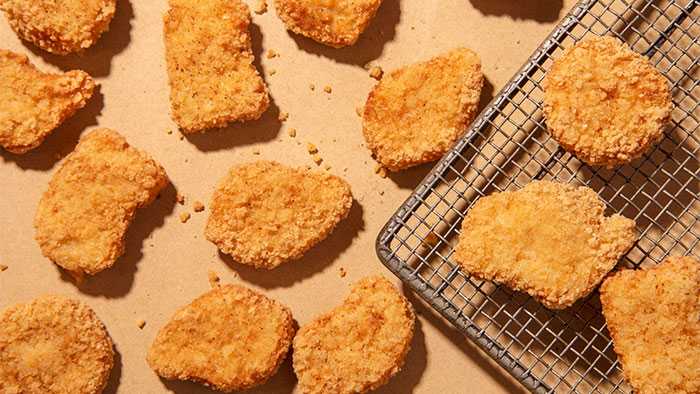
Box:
[0,1,577,392]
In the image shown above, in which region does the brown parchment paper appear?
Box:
[0,1,577,392]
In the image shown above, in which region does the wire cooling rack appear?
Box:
[376,0,699,393]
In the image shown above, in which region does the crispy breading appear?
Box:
[147,284,295,392]
[164,0,270,132]
[204,161,353,269]
[0,50,94,154]
[273,0,383,48]
[600,256,699,394]
[543,36,671,167]
[0,0,116,54]
[363,48,483,171]
[455,181,636,309]
[34,129,168,279]
[293,276,415,394]
[0,295,114,394]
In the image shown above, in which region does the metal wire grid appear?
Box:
[376,0,699,393]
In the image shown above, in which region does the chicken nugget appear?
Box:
[205,161,353,269]
[293,276,415,393]
[164,0,270,132]
[34,129,168,279]
[455,181,636,309]
[0,295,114,394]
[147,284,295,392]
[363,48,483,171]
[600,256,699,394]
[543,36,672,167]
[0,49,94,154]
[0,0,116,54]
[273,0,383,48]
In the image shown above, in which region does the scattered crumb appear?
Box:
[379,167,387,178]
[305,164,313,170]
[309,83,315,91]
[0,264,7,272]
[254,0,267,14]
[324,164,332,171]
[136,319,146,329]
[208,270,220,288]
[369,66,384,80]
[374,163,382,174]
[266,49,279,59]
[288,128,297,137]
[307,143,318,154]
[269,69,276,76]
[167,130,173,135]
[379,190,384,196]
[278,112,289,122]
[356,106,363,117]
[176,193,185,205]
[179,212,191,223]
[252,148,261,155]
[193,201,205,212]
[312,154,323,165]
[339,267,347,278]
[323,85,332,93]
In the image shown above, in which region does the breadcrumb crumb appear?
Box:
[179,212,191,223]
[312,154,323,165]
[378,167,387,178]
[369,66,383,80]
[356,106,363,117]
[324,164,332,171]
[176,193,185,205]
[0,264,7,272]
[288,128,297,137]
[193,201,205,212]
[252,148,261,155]
[323,85,332,93]
[307,143,318,154]
[278,112,289,122]
[309,83,315,91]
[208,270,220,288]
[137,319,146,329]
[339,267,346,277]
[266,49,279,59]
[269,69,276,76]
[254,0,267,14]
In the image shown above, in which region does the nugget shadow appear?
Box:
[58,183,177,298]
[103,345,123,394]
[289,0,400,66]
[0,87,103,171]
[24,0,134,77]
[183,23,282,151]
[375,316,428,394]
[469,0,564,23]
[222,201,365,289]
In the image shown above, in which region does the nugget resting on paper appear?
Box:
[363,48,483,171]
[164,0,270,132]
[454,181,636,309]
[600,256,700,394]
[147,284,295,392]
[0,50,94,154]
[543,36,671,167]
[34,129,168,279]
[205,161,353,269]
[293,276,415,394]
[0,0,116,54]
[274,0,383,47]
[0,295,114,394]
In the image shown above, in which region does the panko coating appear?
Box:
[0,49,94,154]
[363,48,483,171]
[147,284,295,392]
[455,181,636,309]
[204,161,353,269]
[600,256,699,394]
[0,0,116,54]
[0,295,114,394]
[34,129,168,280]
[274,0,383,48]
[543,36,672,167]
[164,0,270,132]
[293,276,415,394]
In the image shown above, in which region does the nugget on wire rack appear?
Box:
[0,295,114,394]
[205,161,353,269]
[164,0,270,132]
[147,284,295,392]
[0,49,94,154]
[0,0,116,54]
[274,0,383,47]
[543,36,672,167]
[363,48,483,171]
[34,129,168,280]
[293,276,415,393]
[455,181,636,309]
[600,256,699,394]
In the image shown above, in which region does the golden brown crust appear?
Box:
[600,256,700,394]
[147,284,295,392]
[455,181,636,309]
[293,276,415,394]
[204,161,353,269]
[0,49,94,154]
[273,0,382,48]
[0,295,114,394]
[543,36,672,167]
[164,0,270,132]
[363,48,483,171]
[34,129,169,278]
[0,0,116,54]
